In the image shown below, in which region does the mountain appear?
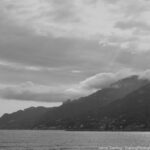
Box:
[0,107,49,129]
[35,75,149,129]
[95,83,150,131]
[0,75,150,130]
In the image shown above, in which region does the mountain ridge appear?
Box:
[0,75,150,131]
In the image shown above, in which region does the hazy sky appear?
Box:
[0,0,150,116]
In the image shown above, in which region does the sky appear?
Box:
[0,0,150,116]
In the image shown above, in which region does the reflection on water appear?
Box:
[0,130,150,150]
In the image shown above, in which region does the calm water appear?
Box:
[0,130,150,150]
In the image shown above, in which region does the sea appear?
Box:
[0,130,150,150]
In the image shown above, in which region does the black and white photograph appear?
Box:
[0,0,150,149]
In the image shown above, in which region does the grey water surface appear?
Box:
[0,130,150,150]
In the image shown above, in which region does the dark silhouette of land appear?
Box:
[1,76,150,131]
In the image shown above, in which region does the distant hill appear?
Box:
[1,75,150,131]
[0,107,49,129]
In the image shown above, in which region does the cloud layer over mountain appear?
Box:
[0,0,150,103]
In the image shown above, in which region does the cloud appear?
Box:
[1,0,150,60]
[0,60,60,72]
[0,82,72,102]
[96,0,150,53]
[67,69,150,99]
[115,50,150,71]
[0,69,137,102]
[48,0,79,23]
[0,0,118,38]
[79,69,135,90]
[67,69,137,96]
[0,0,150,104]
[0,0,81,37]
[138,70,150,80]
[115,21,150,31]
[1,69,150,102]
[104,0,120,4]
